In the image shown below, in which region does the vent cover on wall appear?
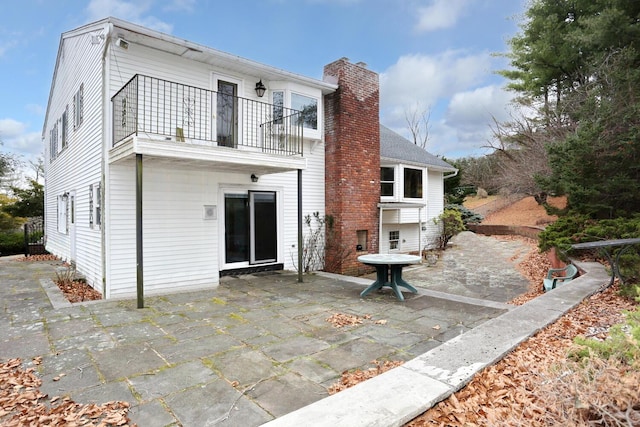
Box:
[203,205,217,220]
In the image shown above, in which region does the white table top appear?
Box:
[358,254,422,265]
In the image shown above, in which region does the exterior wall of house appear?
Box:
[44,26,108,290]
[379,168,448,252]
[106,142,324,298]
[324,58,380,275]
[103,32,326,297]
[424,169,447,249]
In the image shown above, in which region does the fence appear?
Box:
[24,218,47,257]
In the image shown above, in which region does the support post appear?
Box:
[298,169,303,283]
[136,154,144,308]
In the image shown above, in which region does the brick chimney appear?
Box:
[323,58,380,275]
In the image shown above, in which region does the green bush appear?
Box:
[570,307,640,367]
[444,204,483,225]
[434,208,465,250]
[0,231,24,256]
[539,213,640,294]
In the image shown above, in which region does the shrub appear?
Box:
[434,208,465,250]
[444,204,483,225]
[0,231,24,256]
[539,213,640,295]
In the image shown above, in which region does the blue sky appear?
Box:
[0,0,525,178]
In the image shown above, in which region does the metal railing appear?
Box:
[111,74,304,156]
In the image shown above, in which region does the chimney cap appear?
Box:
[356,61,368,68]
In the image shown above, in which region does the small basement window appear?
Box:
[389,230,400,250]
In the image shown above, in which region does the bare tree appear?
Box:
[485,109,572,204]
[405,103,431,149]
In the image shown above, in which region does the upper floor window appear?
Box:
[291,92,317,131]
[381,167,395,196]
[49,121,59,162]
[61,106,68,149]
[269,84,321,139]
[404,168,423,199]
[74,83,84,129]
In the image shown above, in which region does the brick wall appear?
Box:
[323,58,380,275]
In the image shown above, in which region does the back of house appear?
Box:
[43,18,456,299]
[43,17,334,298]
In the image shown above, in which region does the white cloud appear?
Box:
[379,52,514,158]
[0,119,42,159]
[85,0,173,33]
[163,0,196,12]
[415,0,471,32]
[445,85,514,131]
[380,51,491,121]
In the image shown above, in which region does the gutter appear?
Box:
[443,169,459,180]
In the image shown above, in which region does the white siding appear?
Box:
[423,170,446,249]
[260,139,325,271]
[107,142,324,297]
[379,168,447,253]
[44,28,106,290]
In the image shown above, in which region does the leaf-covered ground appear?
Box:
[330,197,639,426]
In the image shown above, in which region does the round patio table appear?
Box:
[357,254,421,301]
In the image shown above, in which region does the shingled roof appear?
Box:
[380,125,456,172]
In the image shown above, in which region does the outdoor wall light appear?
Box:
[255,80,266,98]
[251,174,259,182]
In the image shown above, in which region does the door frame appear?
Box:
[219,184,282,271]
[211,73,244,147]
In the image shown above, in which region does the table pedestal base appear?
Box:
[360,264,417,301]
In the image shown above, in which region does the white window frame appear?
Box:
[89,183,101,229]
[269,83,322,140]
[403,166,424,200]
[57,194,68,234]
[380,165,396,200]
[74,83,84,129]
[389,230,400,251]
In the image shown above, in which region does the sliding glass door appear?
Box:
[224,191,277,265]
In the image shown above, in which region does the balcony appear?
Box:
[111,75,304,158]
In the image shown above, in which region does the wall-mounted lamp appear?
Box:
[255,80,266,98]
[115,37,129,49]
[251,174,259,183]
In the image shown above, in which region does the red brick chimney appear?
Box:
[323,58,380,275]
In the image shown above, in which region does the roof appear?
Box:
[380,125,457,172]
[44,17,338,135]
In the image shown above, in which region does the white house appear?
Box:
[43,17,456,299]
[378,125,457,254]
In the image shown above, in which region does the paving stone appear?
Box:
[248,372,329,418]
[206,349,282,386]
[0,332,51,361]
[128,400,178,426]
[166,379,272,426]
[70,379,136,405]
[158,333,244,364]
[92,344,169,381]
[313,338,396,373]
[261,336,331,363]
[129,360,217,401]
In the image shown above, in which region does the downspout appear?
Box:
[100,22,113,298]
[418,206,423,261]
[379,206,384,254]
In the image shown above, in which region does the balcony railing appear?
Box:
[111,74,304,156]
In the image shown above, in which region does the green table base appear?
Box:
[360,264,418,301]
